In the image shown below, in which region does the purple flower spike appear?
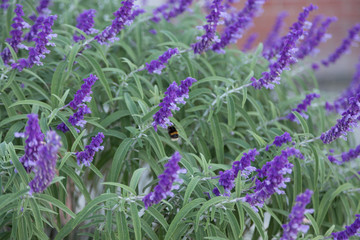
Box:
[1,4,31,65]
[68,105,92,130]
[129,7,145,21]
[286,93,320,122]
[242,33,258,52]
[0,0,9,10]
[24,16,45,42]
[95,0,135,45]
[212,0,265,53]
[145,48,179,74]
[332,214,360,240]
[191,0,225,54]
[245,148,303,209]
[320,93,360,144]
[327,144,360,165]
[69,74,98,109]
[151,4,169,23]
[152,77,196,131]
[251,4,317,90]
[73,9,98,42]
[321,23,360,67]
[75,132,104,166]
[36,0,51,15]
[29,131,61,194]
[281,189,313,240]
[150,0,193,23]
[15,114,44,173]
[273,132,292,147]
[142,151,187,209]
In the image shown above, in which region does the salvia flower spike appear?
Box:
[251,4,317,90]
[286,93,320,122]
[332,214,360,240]
[281,189,314,240]
[29,131,61,194]
[73,9,98,42]
[69,74,98,109]
[142,151,186,209]
[75,132,105,166]
[266,132,292,151]
[328,144,360,165]
[145,48,179,74]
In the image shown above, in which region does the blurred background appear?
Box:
[145,0,360,96]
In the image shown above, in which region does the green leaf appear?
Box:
[109,139,133,183]
[183,176,200,206]
[130,203,142,240]
[102,182,136,195]
[36,194,76,218]
[9,100,52,111]
[51,62,68,107]
[195,197,227,231]
[243,203,266,240]
[227,95,236,129]
[146,207,169,230]
[129,168,146,191]
[210,115,224,164]
[292,111,309,134]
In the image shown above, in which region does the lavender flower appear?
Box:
[152,77,197,131]
[286,93,320,122]
[69,74,98,109]
[73,9,98,42]
[75,132,104,166]
[36,0,51,15]
[320,93,360,144]
[95,0,135,45]
[15,114,44,173]
[263,11,288,59]
[129,8,145,21]
[211,0,265,53]
[245,148,304,209]
[142,151,186,209]
[327,144,360,165]
[296,16,336,60]
[24,15,45,42]
[332,214,360,240]
[12,15,57,71]
[213,149,259,196]
[151,4,169,23]
[321,23,360,67]
[29,131,61,194]
[266,132,292,151]
[1,4,31,65]
[0,0,9,9]
[251,4,317,89]
[242,33,258,52]
[191,0,224,54]
[145,48,179,74]
[150,0,192,23]
[281,189,313,240]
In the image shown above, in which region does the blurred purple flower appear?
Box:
[69,74,98,109]
[143,151,186,209]
[151,4,169,23]
[149,29,157,35]
[145,48,179,74]
[36,0,51,15]
[286,93,320,122]
[242,33,258,52]
[150,0,192,23]
[152,77,196,131]
[129,7,145,21]
[95,0,135,45]
[281,189,313,240]
[75,132,104,166]
[332,214,360,240]
[29,131,61,194]
[251,4,317,89]
[327,144,360,165]
[0,0,9,9]
[73,9,98,42]
[24,16,44,42]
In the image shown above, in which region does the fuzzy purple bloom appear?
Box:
[327,144,360,165]
[24,16,44,42]
[29,131,61,194]
[273,132,292,147]
[321,23,360,67]
[192,0,225,54]
[152,77,196,131]
[69,74,98,109]
[251,4,317,89]
[1,4,31,65]
[281,189,313,240]
[15,114,44,173]
[150,0,192,23]
[145,48,179,74]
[129,7,145,21]
[151,4,169,23]
[287,93,320,122]
[332,214,360,240]
[58,104,91,133]
[0,0,9,9]
[262,11,288,59]
[73,9,98,42]
[142,152,186,209]
[242,33,258,52]
[36,0,51,15]
[245,148,303,209]
[212,0,265,53]
[95,0,135,45]
[321,93,360,144]
[75,132,104,166]
[12,15,57,71]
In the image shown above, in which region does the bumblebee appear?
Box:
[167,126,179,141]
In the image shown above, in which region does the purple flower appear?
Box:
[245,148,303,209]
[263,11,288,59]
[75,132,104,166]
[152,77,196,131]
[332,214,360,240]
[15,114,44,173]
[327,144,360,165]
[149,29,157,35]
[12,15,57,71]
[321,23,360,67]
[29,131,61,194]
[24,16,45,42]
[286,93,320,122]
[242,33,258,52]
[95,0,135,45]
[296,16,336,60]
[129,7,145,21]
[191,0,225,54]
[251,4,317,90]
[69,74,98,109]
[151,4,169,23]
[281,189,313,240]
[68,104,92,129]
[0,0,9,9]
[274,132,292,147]
[73,9,98,42]
[212,0,265,53]
[145,48,179,74]
[320,93,360,144]
[1,4,31,65]
[213,149,259,196]
[150,0,192,23]
[142,151,186,209]
[36,0,51,15]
